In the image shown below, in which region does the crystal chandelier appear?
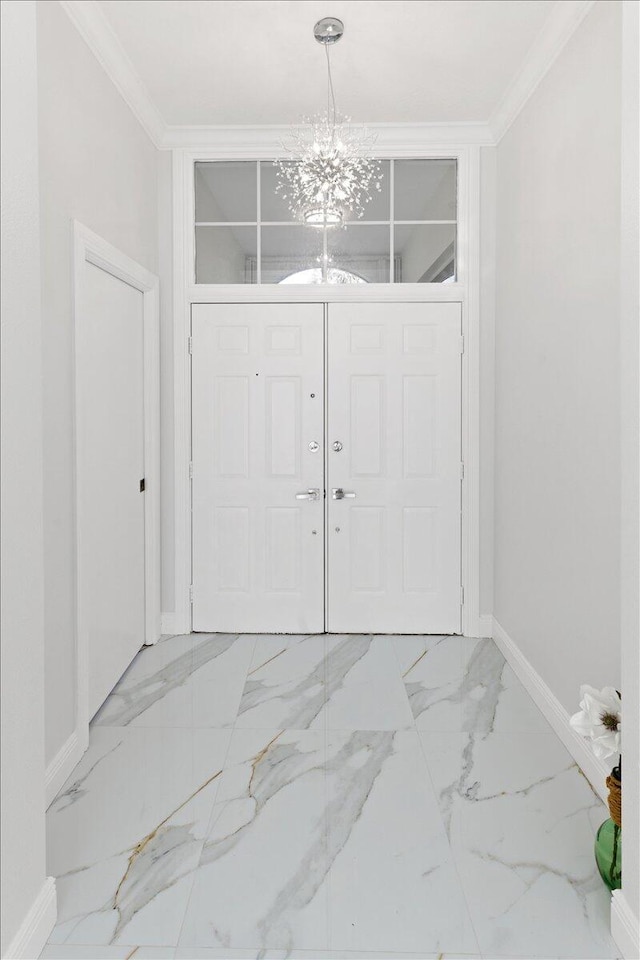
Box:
[274,17,383,231]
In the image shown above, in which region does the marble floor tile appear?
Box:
[40,948,175,959]
[174,951,263,960]
[175,952,480,959]
[245,634,326,675]
[47,726,232,947]
[419,730,617,958]
[400,636,550,734]
[179,728,329,951]
[323,636,414,730]
[324,729,480,956]
[390,634,454,676]
[235,635,329,729]
[44,634,616,960]
[93,633,255,729]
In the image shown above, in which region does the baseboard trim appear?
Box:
[612,890,640,960]
[45,729,86,808]
[3,876,57,960]
[490,616,609,801]
[161,611,189,635]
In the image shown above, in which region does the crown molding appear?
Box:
[489,0,596,143]
[56,1,492,153]
[58,0,594,153]
[58,0,166,148]
[160,121,494,152]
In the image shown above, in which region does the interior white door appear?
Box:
[327,302,462,633]
[191,303,324,633]
[76,262,146,717]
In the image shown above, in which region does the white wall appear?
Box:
[1,0,54,953]
[159,150,175,614]
[493,0,622,710]
[37,0,159,767]
[479,145,496,619]
[617,0,639,951]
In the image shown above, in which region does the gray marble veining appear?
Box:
[109,765,224,940]
[419,729,615,958]
[185,728,402,952]
[52,760,227,945]
[405,637,506,732]
[254,731,397,950]
[44,634,618,959]
[50,738,124,811]
[237,634,371,729]
[94,634,240,726]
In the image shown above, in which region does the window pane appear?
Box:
[262,225,389,283]
[195,226,257,283]
[261,161,299,222]
[193,159,460,283]
[355,159,390,221]
[394,159,457,221]
[261,160,390,223]
[328,226,390,282]
[394,224,456,283]
[261,226,324,283]
[279,267,367,285]
[195,162,257,223]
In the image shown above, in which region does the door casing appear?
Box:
[169,143,483,638]
[68,222,161,787]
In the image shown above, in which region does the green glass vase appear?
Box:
[595,818,621,891]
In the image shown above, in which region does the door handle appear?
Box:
[332,488,356,500]
[295,488,320,501]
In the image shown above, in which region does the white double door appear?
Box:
[192,301,462,634]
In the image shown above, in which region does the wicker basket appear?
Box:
[606,773,622,828]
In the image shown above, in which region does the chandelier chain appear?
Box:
[325,43,337,132]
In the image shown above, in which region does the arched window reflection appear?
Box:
[278,267,367,285]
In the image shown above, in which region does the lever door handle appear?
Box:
[332,488,356,500]
[295,488,320,501]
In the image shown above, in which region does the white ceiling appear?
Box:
[96,0,556,126]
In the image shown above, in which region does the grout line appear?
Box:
[65,636,610,960]
[413,727,484,958]
[323,629,331,952]
[173,632,258,950]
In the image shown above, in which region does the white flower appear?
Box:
[570,685,621,761]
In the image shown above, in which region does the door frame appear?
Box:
[168,142,483,638]
[71,221,160,757]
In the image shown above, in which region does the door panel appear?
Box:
[192,304,324,632]
[327,302,462,634]
[77,262,145,717]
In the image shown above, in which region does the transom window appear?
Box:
[194,159,457,285]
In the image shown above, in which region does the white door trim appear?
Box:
[169,145,482,637]
[460,144,482,638]
[71,220,160,753]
